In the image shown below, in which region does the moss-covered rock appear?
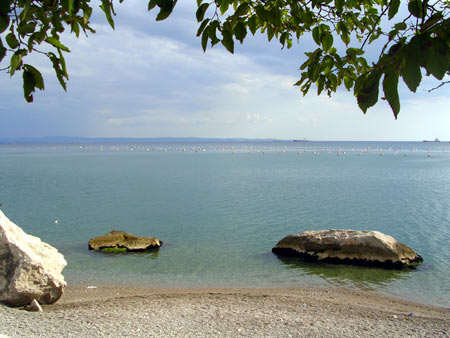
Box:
[89,230,161,252]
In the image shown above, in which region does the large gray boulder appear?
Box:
[0,209,67,306]
[272,229,423,269]
[88,230,161,252]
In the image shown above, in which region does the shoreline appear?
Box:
[1,286,449,337]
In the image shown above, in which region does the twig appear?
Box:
[361,4,390,50]
[427,80,450,92]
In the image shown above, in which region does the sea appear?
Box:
[1,141,449,307]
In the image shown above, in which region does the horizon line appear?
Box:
[0,136,445,144]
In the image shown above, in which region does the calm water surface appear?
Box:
[1,141,449,307]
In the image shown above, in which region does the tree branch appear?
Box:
[427,79,450,92]
[360,4,390,50]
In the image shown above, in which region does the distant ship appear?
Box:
[293,138,308,142]
[423,138,440,142]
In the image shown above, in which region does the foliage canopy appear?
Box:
[0,0,449,118]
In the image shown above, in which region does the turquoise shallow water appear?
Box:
[1,141,449,307]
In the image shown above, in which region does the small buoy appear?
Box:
[54,220,58,224]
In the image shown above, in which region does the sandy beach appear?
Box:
[1,286,448,337]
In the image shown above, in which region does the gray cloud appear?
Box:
[0,1,449,140]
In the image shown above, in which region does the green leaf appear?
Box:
[322,55,334,75]
[0,0,12,12]
[408,0,425,19]
[71,21,80,37]
[280,32,286,47]
[10,52,24,77]
[61,0,69,13]
[156,0,177,21]
[286,37,292,49]
[254,5,266,22]
[6,33,19,49]
[267,26,274,42]
[317,75,325,95]
[401,55,421,92]
[221,29,234,53]
[420,13,443,32]
[344,76,353,91]
[82,5,93,25]
[0,14,10,34]
[45,37,71,52]
[356,71,381,114]
[22,64,44,103]
[407,35,429,67]
[368,28,381,44]
[382,70,400,119]
[0,14,9,33]
[308,62,320,82]
[27,34,35,52]
[340,32,350,45]
[196,3,208,22]
[56,70,67,91]
[234,3,249,17]
[394,22,407,31]
[0,38,6,62]
[24,64,44,90]
[148,0,157,10]
[219,0,230,15]
[209,20,220,47]
[312,26,320,45]
[322,33,333,53]
[100,0,115,29]
[335,0,344,14]
[425,39,448,80]
[18,22,36,36]
[23,68,35,102]
[388,0,400,20]
[48,52,67,91]
[388,29,398,41]
[68,0,76,15]
[234,22,247,43]
[201,27,209,52]
[58,48,68,78]
[248,15,258,35]
[346,47,364,58]
[19,0,31,21]
[300,81,311,95]
[196,18,210,37]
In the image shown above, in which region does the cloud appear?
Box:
[0,1,449,140]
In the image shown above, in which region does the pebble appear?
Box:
[0,287,448,337]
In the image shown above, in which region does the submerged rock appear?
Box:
[272,229,423,269]
[88,230,161,252]
[0,209,67,306]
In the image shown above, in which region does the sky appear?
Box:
[0,1,449,141]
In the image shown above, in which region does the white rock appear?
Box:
[25,299,43,312]
[0,209,67,306]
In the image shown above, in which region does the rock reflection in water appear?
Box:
[275,255,412,291]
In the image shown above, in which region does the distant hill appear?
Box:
[0,136,284,144]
